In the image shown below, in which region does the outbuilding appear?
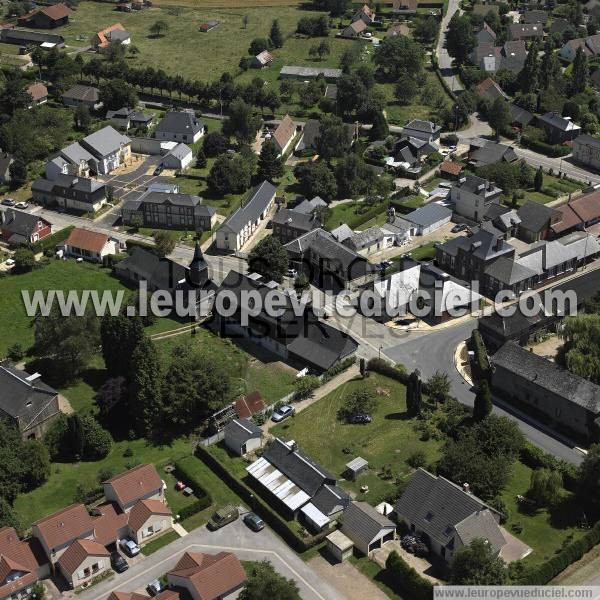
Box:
[223,418,263,456]
[325,529,354,562]
[345,457,368,481]
[340,501,396,555]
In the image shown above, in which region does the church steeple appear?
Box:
[189,240,208,286]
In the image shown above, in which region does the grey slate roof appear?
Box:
[345,226,384,251]
[311,484,350,516]
[0,362,58,430]
[62,84,99,103]
[294,196,327,214]
[272,208,320,233]
[155,111,204,137]
[404,203,452,228]
[394,468,505,552]
[470,141,517,167]
[224,418,262,448]
[491,342,600,413]
[574,133,600,149]
[60,142,95,165]
[263,438,335,496]
[280,65,342,79]
[484,255,537,284]
[331,223,355,243]
[538,112,580,132]
[114,247,188,291]
[2,209,50,238]
[81,126,131,159]
[219,180,276,234]
[136,191,216,218]
[509,103,535,126]
[517,201,560,234]
[341,501,395,547]
[437,228,514,261]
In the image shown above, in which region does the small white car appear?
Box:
[119,538,140,557]
[286,268,298,278]
[4,259,15,267]
[15,202,29,210]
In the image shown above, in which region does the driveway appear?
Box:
[77,519,346,600]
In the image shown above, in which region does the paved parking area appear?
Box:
[76,517,346,600]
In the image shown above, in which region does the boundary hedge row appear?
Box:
[195,445,322,552]
[32,225,75,253]
[519,442,579,492]
[470,330,491,382]
[521,136,570,158]
[367,357,432,394]
[385,551,433,600]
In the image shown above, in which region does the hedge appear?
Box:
[343,203,388,230]
[321,356,356,384]
[367,357,433,394]
[385,550,433,600]
[195,445,321,553]
[173,458,213,517]
[520,136,570,158]
[31,225,75,253]
[517,520,600,584]
[470,330,491,382]
[519,442,579,492]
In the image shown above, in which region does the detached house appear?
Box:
[0,361,60,440]
[103,464,164,512]
[252,49,274,68]
[155,110,204,144]
[395,468,508,563]
[560,33,600,62]
[538,112,581,144]
[450,175,503,223]
[476,77,507,102]
[26,82,48,108]
[0,209,52,245]
[342,19,367,38]
[216,180,276,251]
[572,134,600,170]
[508,22,544,41]
[270,114,296,156]
[18,3,72,28]
[62,228,118,263]
[401,119,441,143]
[476,21,497,44]
[62,85,102,111]
[92,23,131,50]
[352,4,375,24]
[57,539,110,589]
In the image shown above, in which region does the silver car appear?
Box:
[119,538,140,557]
[271,404,295,422]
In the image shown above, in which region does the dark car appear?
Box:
[243,513,265,532]
[451,223,467,233]
[110,551,128,573]
[349,413,372,424]
[153,164,164,176]
[1,198,15,206]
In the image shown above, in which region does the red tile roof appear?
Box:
[440,161,463,176]
[57,539,109,575]
[128,499,172,534]
[95,23,126,48]
[104,464,163,508]
[27,82,48,102]
[65,228,110,254]
[168,552,246,600]
[235,391,265,419]
[552,202,583,234]
[569,190,600,222]
[41,3,73,20]
[92,503,129,546]
[33,504,94,551]
[108,593,151,600]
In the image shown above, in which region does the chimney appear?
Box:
[488,180,495,191]
[463,483,471,494]
[495,237,503,251]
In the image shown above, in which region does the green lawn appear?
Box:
[141,530,180,555]
[0,259,128,357]
[503,175,583,207]
[14,436,192,529]
[153,326,297,404]
[408,241,436,261]
[49,2,351,83]
[500,460,587,568]
[271,373,442,502]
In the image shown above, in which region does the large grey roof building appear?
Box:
[155,110,205,144]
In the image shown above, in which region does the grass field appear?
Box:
[53,2,349,83]
[153,326,298,403]
[0,260,128,357]
[500,460,587,567]
[271,373,442,502]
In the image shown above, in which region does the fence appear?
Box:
[199,430,225,447]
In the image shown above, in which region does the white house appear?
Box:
[161,142,193,170]
[57,540,110,589]
[62,228,118,263]
[155,111,204,144]
[216,180,277,251]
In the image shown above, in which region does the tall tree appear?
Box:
[129,337,164,437]
[578,443,600,511]
[248,236,289,282]
[473,380,493,421]
[406,370,422,416]
[446,14,476,64]
[426,371,450,404]
[8,159,27,189]
[571,45,589,94]
[450,538,508,584]
[374,35,424,79]
[257,139,284,182]
[153,231,176,258]
[370,110,389,141]
[240,561,301,600]
[150,20,168,37]
[293,161,337,201]
[517,41,539,93]
[528,468,562,506]
[316,115,350,162]
[222,98,262,144]
[488,97,510,139]
[270,19,284,48]
[100,315,145,377]
[534,166,543,192]
[557,314,600,383]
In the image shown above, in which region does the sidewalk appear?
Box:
[263,364,361,433]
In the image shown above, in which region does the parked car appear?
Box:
[243,513,265,532]
[110,551,128,573]
[286,268,297,278]
[451,223,468,233]
[349,413,372,424]
[15,202,28,210]
[207,504,239,531]
[153,165,164,176]
[147,580,163,596]
[119,538,140,557]
[1,198,15,206]
[271,404,295,422]
[4,259,15,267]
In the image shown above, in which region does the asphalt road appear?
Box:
[385,320,585,465]
[77,518,344,600]
[435,0,463,94]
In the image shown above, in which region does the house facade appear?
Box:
[216,180,276,251]
[62,85,102,111]
[0,210,52,245]
[32,174,107,213]
[451,175,503,223]
[572,134,600,170]
[155,111,204,144]
[62,228,118,263]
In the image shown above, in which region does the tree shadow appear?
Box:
[384,410,411,420]
[549,494,586,529]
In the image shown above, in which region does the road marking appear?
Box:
[98,541,327,600]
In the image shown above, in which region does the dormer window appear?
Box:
[425,511,434,522]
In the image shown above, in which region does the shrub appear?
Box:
[407,449,427,468]
[31,226,74,254]
[519,442,578,492]
[385,551,433,600]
